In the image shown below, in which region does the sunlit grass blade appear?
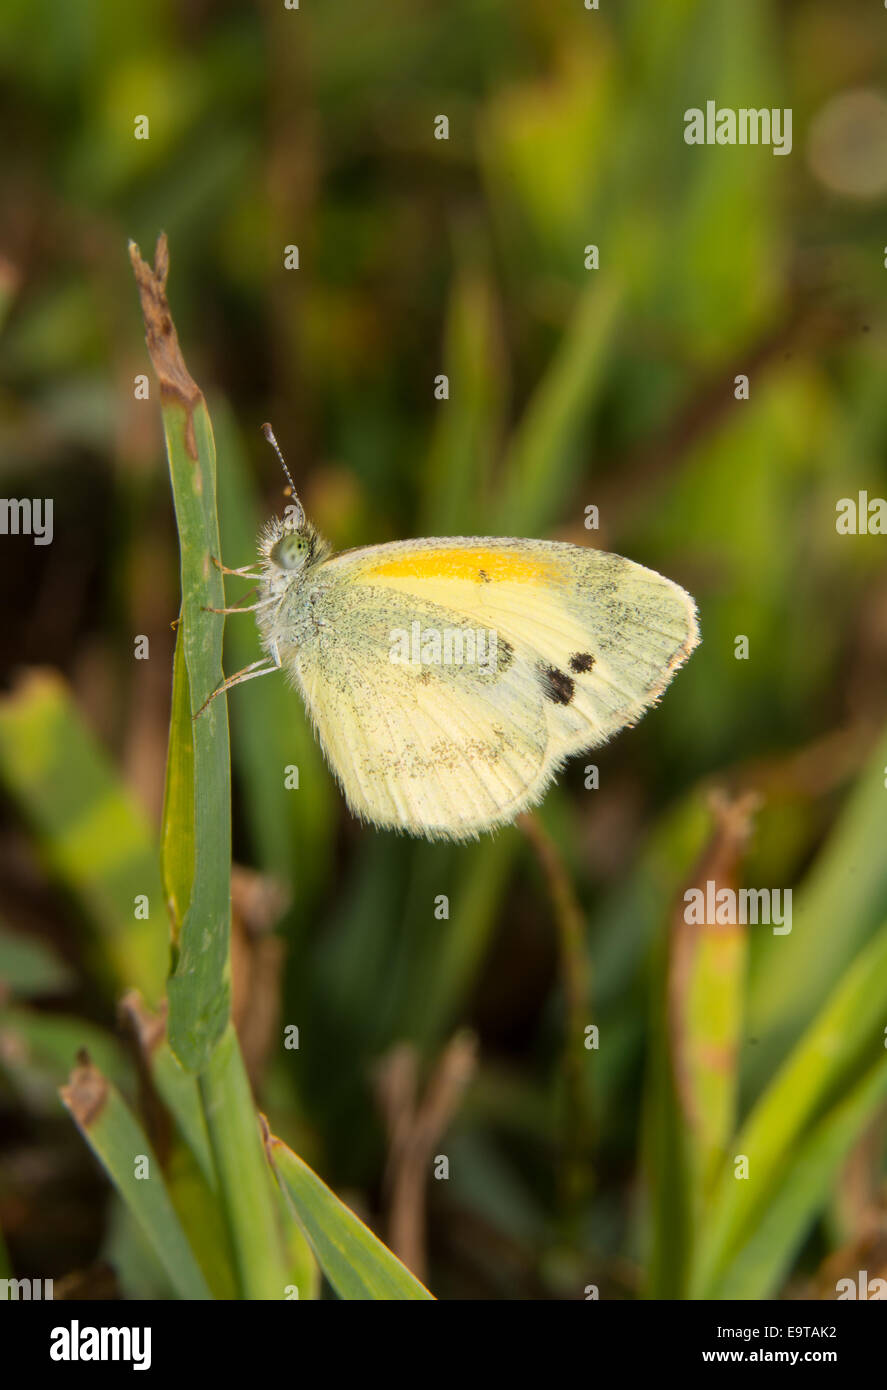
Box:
[708,1057,887,1300]
[274,1183,322,1302]
[690,916,887,1297]
[264,1122,435,1300]
[0,671,167,1004]
[643,797,752,1297]
[675,799,752,1195]
[162,1141,238,1300]
[681,918,746,1191]
[59,1054,212,1300]
[746,722,887,1082]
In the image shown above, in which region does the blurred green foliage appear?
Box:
[0,0,886,1299]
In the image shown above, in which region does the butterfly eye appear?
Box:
[271,533,309,570]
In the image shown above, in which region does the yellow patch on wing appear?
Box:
[366,547,556,585]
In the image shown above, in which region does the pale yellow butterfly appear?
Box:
[209,426,700,841]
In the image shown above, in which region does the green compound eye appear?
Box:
[271,533,309,570]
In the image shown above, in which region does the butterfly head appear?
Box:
[259,423,329,576]
[269,521,316,573]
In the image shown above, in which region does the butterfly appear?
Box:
[209,426,700,841]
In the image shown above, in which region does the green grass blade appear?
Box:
[120,995,246,1299]
[131,238,293,1300]
[420,258,504,535]
[709,1058,887,1300]
[149,1043,217,1189]
[120,992,215,1189]
[680,917,747,1198]
[274,1182,322,1302]
[60,1054,212,1300]
[0,1006,128,1101]
[160,629,195,932]
[634,798,728,1296]
[0,671,168,1003]
[641,945,694,1299]
[0,923,74,998]
[643,803,752,1297]
[198,1022,291,1299]
[130,235,231,1071]
[411,833,517,1048]
[163,1142,238,1299]
[495,278,620,535]
[746,723,887,1082]
[691,917,887,1297]
[265,1124,435,1300]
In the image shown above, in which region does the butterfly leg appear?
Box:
[193,644,282,718]
[204,591,286,617]
[203,588,261,615]
[211,555,263,579]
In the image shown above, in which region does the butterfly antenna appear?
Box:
[261,422,304,527]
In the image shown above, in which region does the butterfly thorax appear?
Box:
[254,514,333,661]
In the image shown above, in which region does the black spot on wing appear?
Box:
[538,663,574,705]
[569,652,595,673]
[478,568,491,583]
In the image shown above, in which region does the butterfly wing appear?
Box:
[288,538,699,839]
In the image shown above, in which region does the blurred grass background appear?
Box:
[1,0,886,1299]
